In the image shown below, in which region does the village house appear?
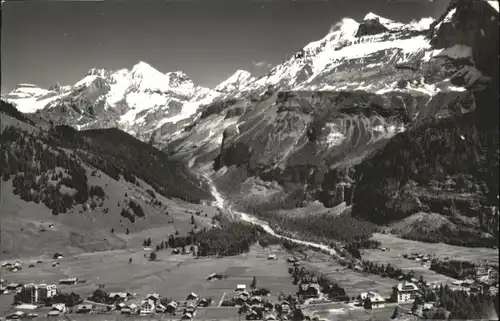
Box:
[186,292,198,301]
[234,294,249,306]
[76,304,95,314]
[186,299,198,309]
[115,302,127,311]
[207,273,223,281]
[198,298,210,307]
[415,302,435,317]
[394,282,419,303]
[358,292,386,308]
[140,299,155,315]
[236,284,247,292]
[253,288,271,296]
[184,305,196,315]
[240,291,250,298]
[281,301,291,314]
[298,284,321,299]
[108,292,129,303]
[7,311,26,319]
[166,301,178,314]
[6,283,23,293]
[120,307,132,315]
[59,278,78,285]
[155,302,166,313]
[51,303,67,314]
[121,303,138,315]
[93,302,114,313]
[249,296,262,306]
[145,293,161,303]
[263,301,274,311]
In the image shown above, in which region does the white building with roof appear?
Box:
[358,291,386,308]
[394,281,419,303]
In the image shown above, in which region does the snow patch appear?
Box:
[433,45,473,60]
[486,0,499,13]
[215,70,255,92]
[408,17,434,31]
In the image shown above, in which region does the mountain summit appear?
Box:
[215,70,255,93]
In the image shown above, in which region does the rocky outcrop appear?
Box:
[355,18,389,37]
[215,88,475,203]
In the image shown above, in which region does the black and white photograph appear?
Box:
[0,0,498,320]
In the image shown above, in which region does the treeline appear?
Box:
[400,226,498,248]
[429,259,477,280]
[288,265,349,302]
[47,126,213,204]
[423,284,499,320]
[1,126,91,215]
[170,222,262,256]
[251,211,379,249]
[147,215,303,257]
[0,100,35,125]
[144,216,268,257]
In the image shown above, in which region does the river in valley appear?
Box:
[203,174,337,256]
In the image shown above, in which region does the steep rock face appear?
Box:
[215,89,474,201]
[349,0,499,241]
[165,0,498,245]
[166,11,460,170]
[355,18,389,37]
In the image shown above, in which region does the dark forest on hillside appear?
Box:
[0,101,213,216]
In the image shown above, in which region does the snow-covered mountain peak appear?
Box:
[86,68,110,78]
[130,61,164,79]
[10,84,50,98]
[363,12,390,22]
[360,12,405,32]
[329,18,360,39]
[215,70,255,93]
[302,18,359,54]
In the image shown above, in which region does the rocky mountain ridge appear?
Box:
[168,0,498,246]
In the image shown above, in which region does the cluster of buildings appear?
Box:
[108,291,211,320]
[18,283,58,304]
[1,261,22,273]
[224,284,293,321]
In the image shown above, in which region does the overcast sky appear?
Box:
[1,0,449,93]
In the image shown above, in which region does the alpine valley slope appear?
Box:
[0,101,214,259]
[166,0,499,247]
[4,0,499,246]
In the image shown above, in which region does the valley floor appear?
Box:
[3,229,497,320]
